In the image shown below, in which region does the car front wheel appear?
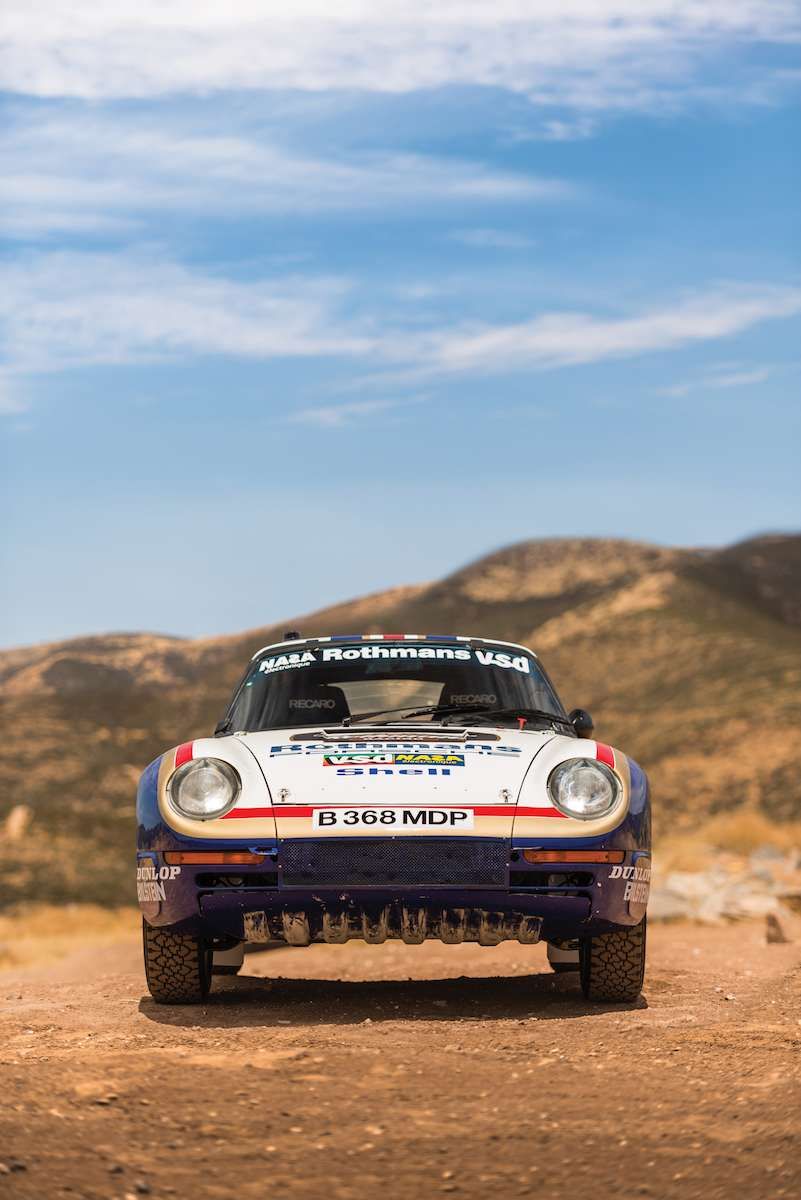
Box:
[580,918,646,1003]
[142,919,212,1004]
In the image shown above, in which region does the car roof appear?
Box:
[250,633,539,661]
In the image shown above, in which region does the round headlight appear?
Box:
[168,757,241,819]
[548,758,620,819]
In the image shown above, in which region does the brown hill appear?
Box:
[1,535,799,908]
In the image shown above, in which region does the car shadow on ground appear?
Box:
[139,969,647,1028]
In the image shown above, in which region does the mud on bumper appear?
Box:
[138,835,650,945]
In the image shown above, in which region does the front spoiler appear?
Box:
[202,891,565,946]
[143,882,626,944]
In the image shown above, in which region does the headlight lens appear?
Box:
[548,758,620,819]
[168,757,241,819]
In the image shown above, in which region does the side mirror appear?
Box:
[568,708,594,739]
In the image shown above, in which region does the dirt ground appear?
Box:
[1,918,800,1200]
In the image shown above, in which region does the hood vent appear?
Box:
[289,725,500,743]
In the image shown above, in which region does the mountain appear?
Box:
[1,535,799,907]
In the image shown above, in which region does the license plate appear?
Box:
[312,807,475,831]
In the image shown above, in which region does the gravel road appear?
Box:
[1,919,799,1200]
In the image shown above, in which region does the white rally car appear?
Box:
[136,633,651,1004]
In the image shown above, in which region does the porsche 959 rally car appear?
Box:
[137,633,650,1005]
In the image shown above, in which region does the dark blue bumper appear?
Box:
[136,838,650,944]
[136,753,651,944]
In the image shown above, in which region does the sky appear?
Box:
[1,1,800,648]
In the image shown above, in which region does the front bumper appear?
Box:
[137,835,651,944]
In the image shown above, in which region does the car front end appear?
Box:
[137,635,651,1004]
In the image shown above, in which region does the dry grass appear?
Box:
[0,904,140,970]
[658,809,801,872]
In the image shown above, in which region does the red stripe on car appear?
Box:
[175,742,194,767]
[595,742,615,768]
[222,804,565,820]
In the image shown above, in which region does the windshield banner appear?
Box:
[258,646,532,675]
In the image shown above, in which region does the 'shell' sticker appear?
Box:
[312,807,475,830]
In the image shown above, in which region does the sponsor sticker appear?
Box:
[396,752,465,766]
[136,862,180,903]
[258,651,317,674]
[609,864,651,882]
[324,752,393,766]
[323,752,465,767]
[609,863,651,905]
[321,646,472,663]
[269,741,521,758]
[624,880,650,904]
[317,645,532,674]
[473,649,530,674]
[312,807,474,830]
[335,766,456,776]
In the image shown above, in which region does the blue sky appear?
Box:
[1,2,800,647]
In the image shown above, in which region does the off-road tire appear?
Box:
[142,919,212,1004]
[580,919,646,1003]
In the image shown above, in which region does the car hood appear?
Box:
[247,725,553,795]
[156,725,631,842]
[235,725,558,839]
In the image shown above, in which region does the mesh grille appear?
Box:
[280,838,509,887]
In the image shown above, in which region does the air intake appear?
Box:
[280,837,509,888]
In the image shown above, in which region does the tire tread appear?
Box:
[581,919,646,1003]
[142,920,211,1004]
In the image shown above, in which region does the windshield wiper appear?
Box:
[448,705,573,729]
[343,702,490,727]
[343,703,572,729]
[400,703,572,729]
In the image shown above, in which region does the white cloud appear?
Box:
[0,109,566,238]
[658,364,774,397]
[1,254,799,392]
[1,2,799,108]
[288,398,414,427]
[711,367,774,388]
[411,286,801,376]
[505,116,598,143]
[0,253,374,373]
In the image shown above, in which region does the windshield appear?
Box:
[224,641,564,731]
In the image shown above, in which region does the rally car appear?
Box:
[137,633,650,1005]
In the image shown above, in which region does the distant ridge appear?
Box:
[1,533,799,906]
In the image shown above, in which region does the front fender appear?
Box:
[512,737,640,840]
[137,736,278,847]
